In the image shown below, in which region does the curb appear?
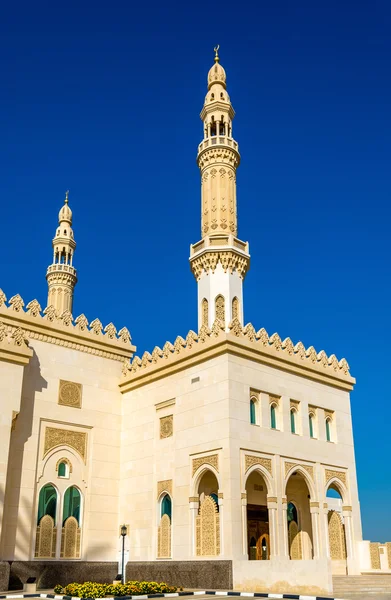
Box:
[0,592,347,600]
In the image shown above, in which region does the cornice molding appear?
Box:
[0,289,135,362]
[120,319,354,393]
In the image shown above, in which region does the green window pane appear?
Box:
[250,400,256,424]
[290,410,296,434]
[309,415,314,438]
[63,486,81,525]
[270,405,276,429]
[287,502,298,524]
[37,484,57,524]
[161,494,172,520]
[326,419,331,442]
[58,462,66,477]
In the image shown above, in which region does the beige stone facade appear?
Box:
[0,49,388,596]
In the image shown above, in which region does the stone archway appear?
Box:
[245,470,270,560]
[195,470,220,556]
[326,483,347,574]
[286,472,313,559]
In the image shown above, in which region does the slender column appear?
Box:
[218,492,224,556]
[343,507,354,559]
[281,497,289,557]
[241,492,247,557]
[216,120,220,136]
[189,497,199,557]
[310,503,321,559]
[323,503,331,558]
[267,496,278,557]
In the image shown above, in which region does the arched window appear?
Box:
[37,484,57,524]
[287,502,298,526]
[202,298,208,327]
[309,413,315,438]
[290,409,296,434]
[232,297,239,320]
[250,399,257,425]
[63,486,81,525]
[58,462,66,477]
[325,418,332,442]
[215,295,225,325]
[270,404,277,429]
[161,494,172,520]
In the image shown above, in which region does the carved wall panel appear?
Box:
[195,495,220,556]
[157,479,173,498]
[60,516,81,559]
[328,510,346,560]
[245,455,272,476]
[325,469,347,487]
[289,521,302,560]
[157,514,171,558]
[35,515,57,558]
[58,380,82,408]
[370,542,380,569]
[215,295,225,325]
[44,427,87,462]
[202,298,209,326]
[192,454,219,476]
[160,415,173,439]
[285,461,314,480]
[387,542,391,569]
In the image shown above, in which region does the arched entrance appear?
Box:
[246,470,270,560]
[286,471,313,559]
[326,484,347,574]
[195,470,220,556]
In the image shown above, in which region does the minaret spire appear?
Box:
[46,191,78,314]
[190,49,250,331]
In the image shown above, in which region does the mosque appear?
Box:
[0,49,389,597]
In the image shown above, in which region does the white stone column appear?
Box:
[281,497,289,557]
[241,492,248,557]
[267,496,278,558]
[342,506,360,573]
[323,502,331,558]
[310,503,321,559]
[218,492,224,556]
[189,496,199,557]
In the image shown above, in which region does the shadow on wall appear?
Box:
[1,349,47,590]
[9,561,119,590]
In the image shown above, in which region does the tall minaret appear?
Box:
[190,47,250,330]
[46,191,77,314]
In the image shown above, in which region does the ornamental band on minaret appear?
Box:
[46,191,77,314]
[190,47,250,331]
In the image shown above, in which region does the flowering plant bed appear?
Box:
[53,581,178,598]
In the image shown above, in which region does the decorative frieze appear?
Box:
[285,461,314,480]
[157,480,172,497]
[325,469,347,487]
[245,455,272,476]
[58,380,82,408]
[160,415,173,439]
[43,427,87,462]
[192,454,219,476]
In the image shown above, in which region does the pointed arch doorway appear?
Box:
[246,470,270,560]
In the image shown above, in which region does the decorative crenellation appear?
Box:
[245,454,272,476]
[0,288,134,361]
[192,454,219,476]
[124,319,351,381]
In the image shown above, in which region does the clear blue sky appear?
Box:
[1,1,390,541]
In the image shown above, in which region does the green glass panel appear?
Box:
[37,484,57,524]
[287,502,298,524]
[58,462,66,477]
[290,410,296,434]
[250,400,256,424]
[63,486,81,525]
[326,419,331,442]
[161,494,172,519]
[309,415,314,438]
[270,405,276,429]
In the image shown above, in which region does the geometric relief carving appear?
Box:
[58,380,82,408]
[157,480,173,498]
[44,427,87,462]
[387,542,391,569]
[192,454,219,476]
[160,415,173,439]
[157,514,171,558]
[370,542,381,570]
[325,469,347,487]
[196,495,220,556]
[60,516,81,559]
[35,515,57,558]
[244,455,272,476]
[289,521,302,560]
[328,511,346,560]
[285,461,314,480]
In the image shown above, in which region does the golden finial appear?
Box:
[214,45,220,63]
[65,190,69,204]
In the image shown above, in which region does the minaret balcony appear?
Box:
[46,264,77,276]
[190,234,249,257]
[197,135,239,154]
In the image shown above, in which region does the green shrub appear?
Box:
[53,580,178,598]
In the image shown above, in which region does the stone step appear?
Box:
[333,574,391,595]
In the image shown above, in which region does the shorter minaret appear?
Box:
[46,191,77,314]
[190,48,250,331]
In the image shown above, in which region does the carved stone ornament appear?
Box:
[43,305,58,322]
[26,299,42,317]
[151,346,163,362]
[104,322,117,339]
[0,289,7,307]
[9,294,24,312]
[157,479,173,497]
[122,359,131,376]
[370,542,381,569]
[43,427,87,462]
[285,461,314,480]
[211,319,224,337]
[186,330,198,349]
[0,320,6,343]
[269,332,282,351]
[60,310,73,327]
[229,317,242,337]
[192,454,219,476]
[243,323,256,342]
[282,337,294,355]
[160,415,173,439]
[11,327,28,347]
[89,318,103,335]
[75,314,88,331]
[257,327,269,346]
[290,399,300,410]
[173,335,186,352]
[118,326,132,344]
[245,454,272,475]
[325,468,347,487]
[58,380,82,408]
